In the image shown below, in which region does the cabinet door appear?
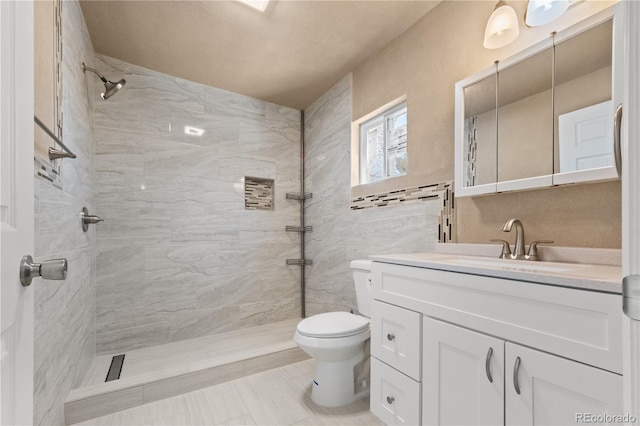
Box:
[422,317,504,425]
[506,342,623,425]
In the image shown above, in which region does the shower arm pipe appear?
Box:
[81,63,108,83]
[34,115,77,160]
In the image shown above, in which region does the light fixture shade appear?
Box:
[236,0,269,11]
[525,0,569,27]
[484,1,520,50]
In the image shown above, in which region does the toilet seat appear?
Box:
[296,312,369,338]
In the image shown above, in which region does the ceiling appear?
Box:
[79,0,441,110]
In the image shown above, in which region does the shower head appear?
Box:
[101,79,126,100]
[81,62,126,100]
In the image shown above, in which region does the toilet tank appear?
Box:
[350,259,373,318]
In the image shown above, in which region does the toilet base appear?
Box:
[310,350,367,408]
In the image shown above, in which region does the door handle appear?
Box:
[614,104,623,175]
[20,255,67,287]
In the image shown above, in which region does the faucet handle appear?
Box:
[490,239,512,259]
[527,240,554,261]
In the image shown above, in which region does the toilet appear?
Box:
[294,259,372,407]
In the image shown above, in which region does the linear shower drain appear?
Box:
[105,354,125,382]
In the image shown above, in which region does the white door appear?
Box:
[558,100,614,172]
[422,318,504,426]
[0,0,34,425]
[506,342,623,426]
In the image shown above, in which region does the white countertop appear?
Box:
[369,252,622,294]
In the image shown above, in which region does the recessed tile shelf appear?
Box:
[285,192,313,200]
[285,226,313,233]
[245,177,274,210]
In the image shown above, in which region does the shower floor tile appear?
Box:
[81,318,302,387]
[66,318,308,424]
[72,359,381,426]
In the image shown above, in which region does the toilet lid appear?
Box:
[297,312,370,338]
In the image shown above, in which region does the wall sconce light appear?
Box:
[484,1,520,50]
[525,0,570,27]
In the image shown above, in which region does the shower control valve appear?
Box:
[20,255,68,287]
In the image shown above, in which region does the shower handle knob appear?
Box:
[20,255,68,287]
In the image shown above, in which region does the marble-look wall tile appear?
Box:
[96,321,171,355]
[303,74,439,316]
[95,55,301,354]
[33,1,96,425]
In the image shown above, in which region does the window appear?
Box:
[359,103,407,184]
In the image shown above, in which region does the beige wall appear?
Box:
[351,0,620,248]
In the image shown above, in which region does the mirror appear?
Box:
[463,75,497,188]
[455,7,620,198]
[497,48,553,183]
[554,20,613,174]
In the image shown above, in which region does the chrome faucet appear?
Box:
[502,218,526,259]
[492,218,554,261]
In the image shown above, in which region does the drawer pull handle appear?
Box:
[387,333,395,341]
[513,356,521,395]
[386,396,395,404]
[485,347,493,383]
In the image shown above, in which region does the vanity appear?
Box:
[368,253,623,425]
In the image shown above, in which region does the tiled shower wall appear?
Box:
[33,1,96,424]
[94,55,301,354]
[303,75,440,315]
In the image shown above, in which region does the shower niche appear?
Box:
[244,176,274,210]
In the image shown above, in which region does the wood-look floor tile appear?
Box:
[71,359,378,426]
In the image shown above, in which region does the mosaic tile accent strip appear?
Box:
[438,184,456,243]
[245,177,274,210]
[464,116,478,188]
[350,181,453,210]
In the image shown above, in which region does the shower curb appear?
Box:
[64,344,308,425]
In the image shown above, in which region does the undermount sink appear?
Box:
[447,257,573,273]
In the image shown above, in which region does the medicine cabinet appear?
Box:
[455,4,623,197]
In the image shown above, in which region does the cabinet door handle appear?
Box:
[614,104,623,175]
[485,347,494,383]
[387,333,395,341]
[513,356,521,395]
[386,396,395,404]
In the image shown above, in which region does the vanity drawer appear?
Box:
[371,357,421,426]
[372,262,623,374]
[371,300,422,380]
